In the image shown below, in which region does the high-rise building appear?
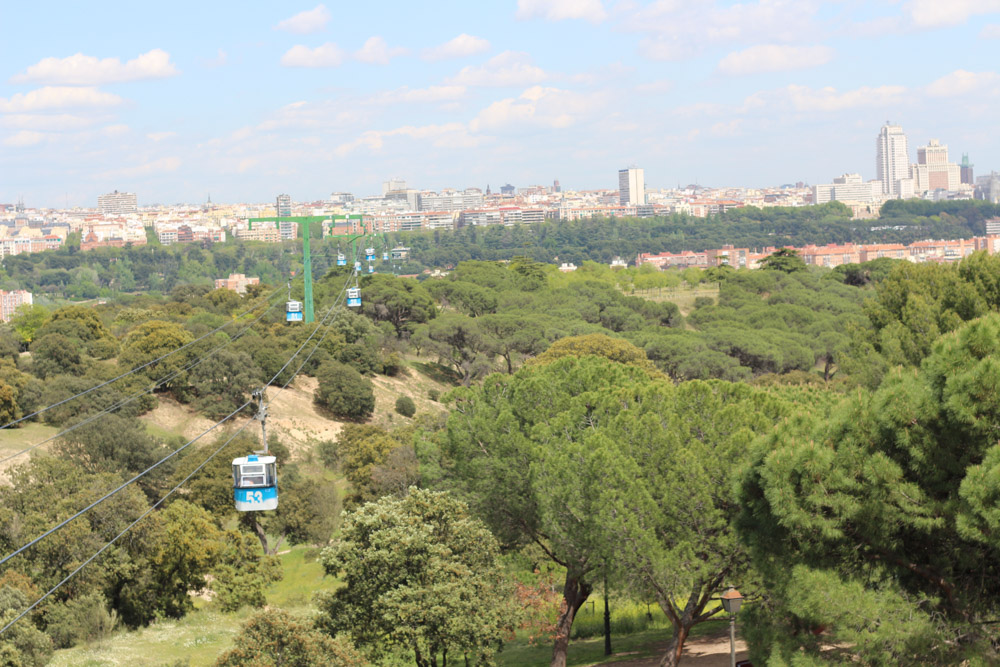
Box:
[619,167,646,206]
[876,123,910,198]
[97,190,138,216]
[910,139,960,193]
[961,154,975,185]
[276,194,292,217]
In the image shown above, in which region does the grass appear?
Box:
[409,360,461,386]
[50,547,336,667]
[624,284,720,316]
[499,619,730,666]
[0,421,59,454]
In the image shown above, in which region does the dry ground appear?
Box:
[607,630,748,666]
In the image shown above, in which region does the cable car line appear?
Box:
[0,272,360,637]
[0,286,285,431]
[0,270,356,571]
[0,298,283,467]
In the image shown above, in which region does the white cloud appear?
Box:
[925,69,1000,97]
[0,86,124,112]
[3,130,46,147]
[448,51,547,87]
[147,131,177,142]
[470,86,601,132]
[0,113,107,130]
[981,24,1000,39]
[204,49,228,68]
[626,0,822,61]
[11,49,178,85]
[635,79,673,94]
[275,5,331,34]
[99,156,182,179]
[516,0,607,23]
[336,123,479,156]
[423,34,491,61]
[906,0,1000,28]
[280,43,344,67]
[761,84,907,112]
[717,44,833,75]
[373,85,467,104]
[353,37,408,65]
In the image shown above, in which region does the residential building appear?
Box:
[98,191,138,216]
[418,189,484,212]
[0,290,32,322]
[876,123,910,198]
[275,194,292,217]
[961,154,975,185]
[382,178,407,195]
[619,167,646,205]
[214,273,259,294]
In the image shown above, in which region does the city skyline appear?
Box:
[2,1,1000,207]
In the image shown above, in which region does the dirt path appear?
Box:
[605,630,748,667]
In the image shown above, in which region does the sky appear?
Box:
[2,0,999,207]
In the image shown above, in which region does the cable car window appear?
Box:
[242,464,264,474]
[242,475,265,486]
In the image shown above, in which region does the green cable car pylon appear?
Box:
[245,214,370,323]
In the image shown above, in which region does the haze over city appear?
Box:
[2,0,1000,206]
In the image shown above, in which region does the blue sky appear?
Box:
[2,0,999,207]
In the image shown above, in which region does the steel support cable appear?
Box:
[0,286,285,430]
[0,272,356,637]
[0,298,283,466]
[0,269,354,571]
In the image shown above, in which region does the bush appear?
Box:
[314,361,375,421]
[394,396,416,418]
[428,389,440,402]
[381,352,407,377]
[316,440,338,469]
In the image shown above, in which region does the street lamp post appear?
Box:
[720,587,743,667]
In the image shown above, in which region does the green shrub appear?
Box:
[316,439,338,469]
[314,361,375,421]
[381,352,407,377]
[428,389,440,402]
[395,396,416,418]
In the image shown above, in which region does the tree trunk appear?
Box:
[658,624,690,667]
[551,572,592,667]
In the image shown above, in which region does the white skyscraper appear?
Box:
[619,167,645,206]
[276,193,292,217]
[876,123,910,198]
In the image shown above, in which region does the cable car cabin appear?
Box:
[232,455,278,511]
[354,261,362,271]
[336,253,347,266]
[347,287,362,307]
[367,263,374,273]
[382,251,390,261]
[286,300,303,322]
[365,247,375,261]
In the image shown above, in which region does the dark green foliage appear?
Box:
[758,247,807,273]
[739,314,1000,664]
[313,361,375,421]
[394,395,416,418]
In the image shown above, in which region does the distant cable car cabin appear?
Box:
[347,287,362,307]
[286,300,303,322]
[365,247,375,261]
[232,454,278,511]
[367,263,374,273]
[382,251,390,261]
[354,260,362,271]
[336,253,347,266]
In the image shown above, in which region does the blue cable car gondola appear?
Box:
[354,260,362,271]
[367,263,374,273]
[232,454,278,511]
[365,247,375,261]
[286,300,303,322]
[336,253,347,266]
[347,287,362,307]
[382,251,389,261]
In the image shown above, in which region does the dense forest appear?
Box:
[5,211,1000,664]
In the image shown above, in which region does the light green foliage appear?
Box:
[0,574,53,666]
[419,313,494,386]
[210,530,282,612]
[317,489,518,666]
[183,348,262,420]
[527,332,662,376]
[8,304,50,347]
[335,424,399,505]
[118,319,194,389]
[441,355,657,665]
[215,609,365,667]
[739,313,1000,665]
